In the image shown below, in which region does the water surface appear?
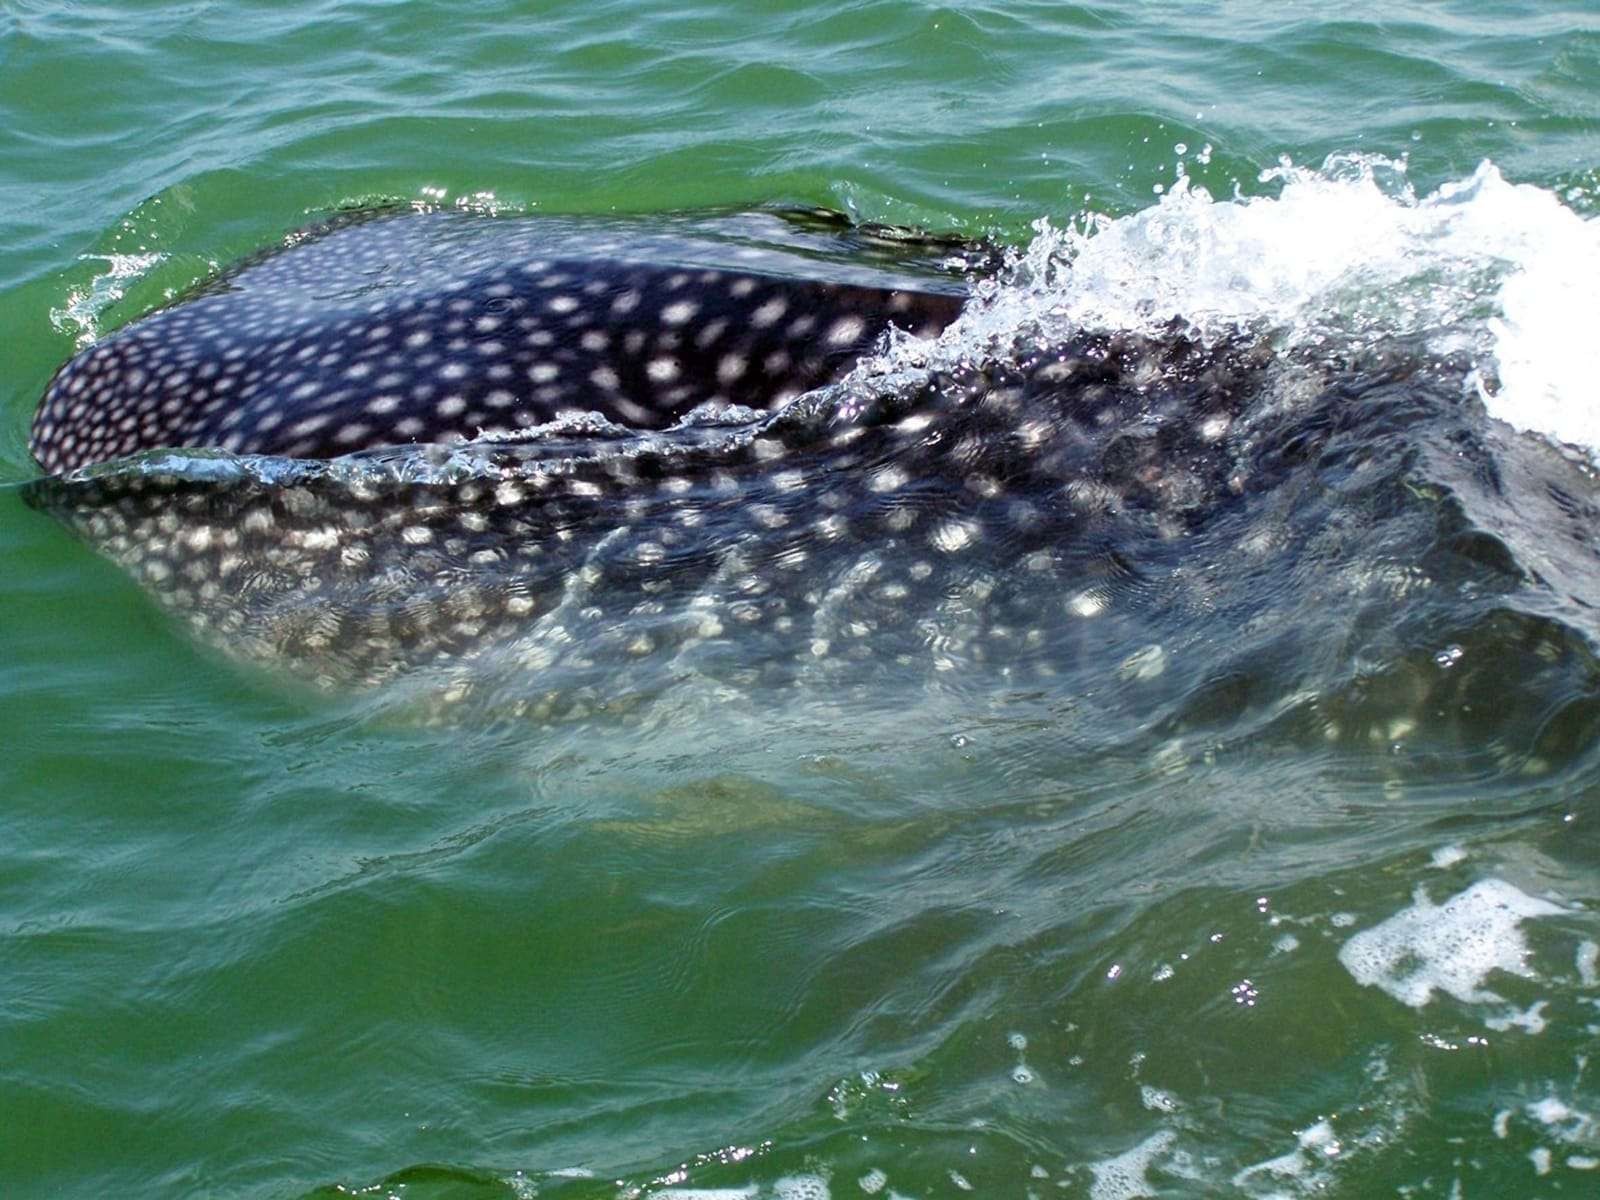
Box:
[3,3,1600,1197]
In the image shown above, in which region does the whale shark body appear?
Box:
[27,207,1591,731]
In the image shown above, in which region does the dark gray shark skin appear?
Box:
[30,328,1271,720]
[25,210,1600,741]
[30,208,976,474]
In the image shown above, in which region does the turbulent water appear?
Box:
[4,3,1600,1199]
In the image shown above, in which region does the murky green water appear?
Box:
[4,3,1600,1197]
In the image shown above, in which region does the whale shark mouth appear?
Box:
[23,171,1600,741]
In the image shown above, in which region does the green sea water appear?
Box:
[4,3,1600,1198]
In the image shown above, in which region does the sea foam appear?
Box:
[912,156,1600,464]
[1337,879,1565,1011]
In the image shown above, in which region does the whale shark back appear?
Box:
[29,208,979,474]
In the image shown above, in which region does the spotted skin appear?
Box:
[22,211,1587,739]
[35,210,1400,723]
[28,323,1278,718]
[29,209,972,474]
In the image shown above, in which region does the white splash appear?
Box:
[927,155,1600,462]
[49,252,165,348]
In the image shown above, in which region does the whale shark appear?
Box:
[28,206,1589,734]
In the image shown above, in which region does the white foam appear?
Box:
[1577,940,1599,987]
[1233,1119,1342,1190]
[1431,845,1468,869]
[1528,1097,1576,1125]
[655,1184,832,1200]
[772,1176,829,1200]
[1337,879,1565,1011]
[1088,1130,1176,1200]
[856,1168,887,1195]
[1483,180,1600,451]
[1524,1095,1599,1147]
[1140,1085,1179,1113]
[1485,1000,1551,1034]
[917,156,1600,462]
